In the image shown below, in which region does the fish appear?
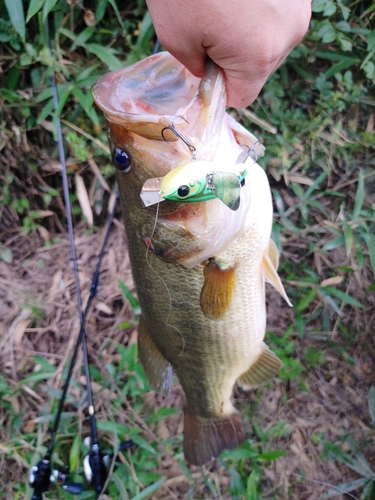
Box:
[93,51,292,466]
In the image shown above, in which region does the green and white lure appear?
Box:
[141,160,248,211]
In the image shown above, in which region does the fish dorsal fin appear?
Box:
[237,343,283,389]
[210,171,241,211]
[262,246,293,307]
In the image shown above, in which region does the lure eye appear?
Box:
[112,148,131,173]
[177,185,190,198]
[241,178,245,187]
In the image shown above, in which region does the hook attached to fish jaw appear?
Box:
[237,141,259,164]
[161,117,196,161]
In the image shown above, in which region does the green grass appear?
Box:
[1,0,375,498]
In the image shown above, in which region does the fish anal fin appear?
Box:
[262,253,293,307]
[200,259,236,319]
[184,411,247,465]
[138,316,173,395]
[237,344,283,390]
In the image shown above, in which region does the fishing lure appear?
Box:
[141,160,248,211]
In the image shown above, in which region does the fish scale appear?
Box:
[93,52,292,465]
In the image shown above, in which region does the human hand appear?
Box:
[146,0,311,108]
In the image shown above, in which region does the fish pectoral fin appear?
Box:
[268,238,280,270]
[138,316,173,395]
[237,344,283,390]
[200,259,236,319]
[183,411,247,465]
[262,253,293,307]
[212,171,241,211]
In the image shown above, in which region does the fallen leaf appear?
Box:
[75,173,93,227]
[87,156,110,192]
[320,276,344,287]
[95,301,114,315]
[9,309,33,349]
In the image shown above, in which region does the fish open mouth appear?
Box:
[93,52,201,120]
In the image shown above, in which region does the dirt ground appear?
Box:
[1,207,374,499]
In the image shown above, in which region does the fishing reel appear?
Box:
[29,457,82,500]
[29,440,134,499]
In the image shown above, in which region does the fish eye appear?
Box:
[112,148,131,173]
[177,185,190,198]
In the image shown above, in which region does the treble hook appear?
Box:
[237,141,260,164]
[161,118,196,160]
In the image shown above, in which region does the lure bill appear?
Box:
[93,52,291,465]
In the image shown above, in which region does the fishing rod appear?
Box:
[29,19,133,500]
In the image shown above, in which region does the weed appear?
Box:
[1,0,374,498]
[319,387,375,498]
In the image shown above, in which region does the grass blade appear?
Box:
[343,222,353,257]
[319,477,369,498]
[368,386,375,424]
[5,0,25,41]
[42,0,59,20]
[69,433,81,472]
[305,170,329,198]
[85,43,123,70]
[340,452,375,479]
[296,288,317,312]
[130,479,165,500]
[107,0,125,29]
[317,288,343,316]
[246,470,258,500]
[361,232,375,278]
[322,286,363,308]
[26,0,44,22]
[352,170,364,219]
[136,11,155,50]
[112,473,130,499]
[118,279,141,316]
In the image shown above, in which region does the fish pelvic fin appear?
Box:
[200,259,236,320]
[262,245,293,307]
[237,343,283,390]
[138,316,173,395]
[183,411,247,465]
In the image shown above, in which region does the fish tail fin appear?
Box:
[183,411,248,465]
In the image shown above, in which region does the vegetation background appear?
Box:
[0,0,374,498]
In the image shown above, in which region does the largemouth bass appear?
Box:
[93,52,291,465]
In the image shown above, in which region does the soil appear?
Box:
[1,203,374,499]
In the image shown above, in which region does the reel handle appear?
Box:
[29,458,51,500]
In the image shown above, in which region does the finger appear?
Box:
[225,49,290,108]
[164,45,206,79]
[225,74,267,109]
